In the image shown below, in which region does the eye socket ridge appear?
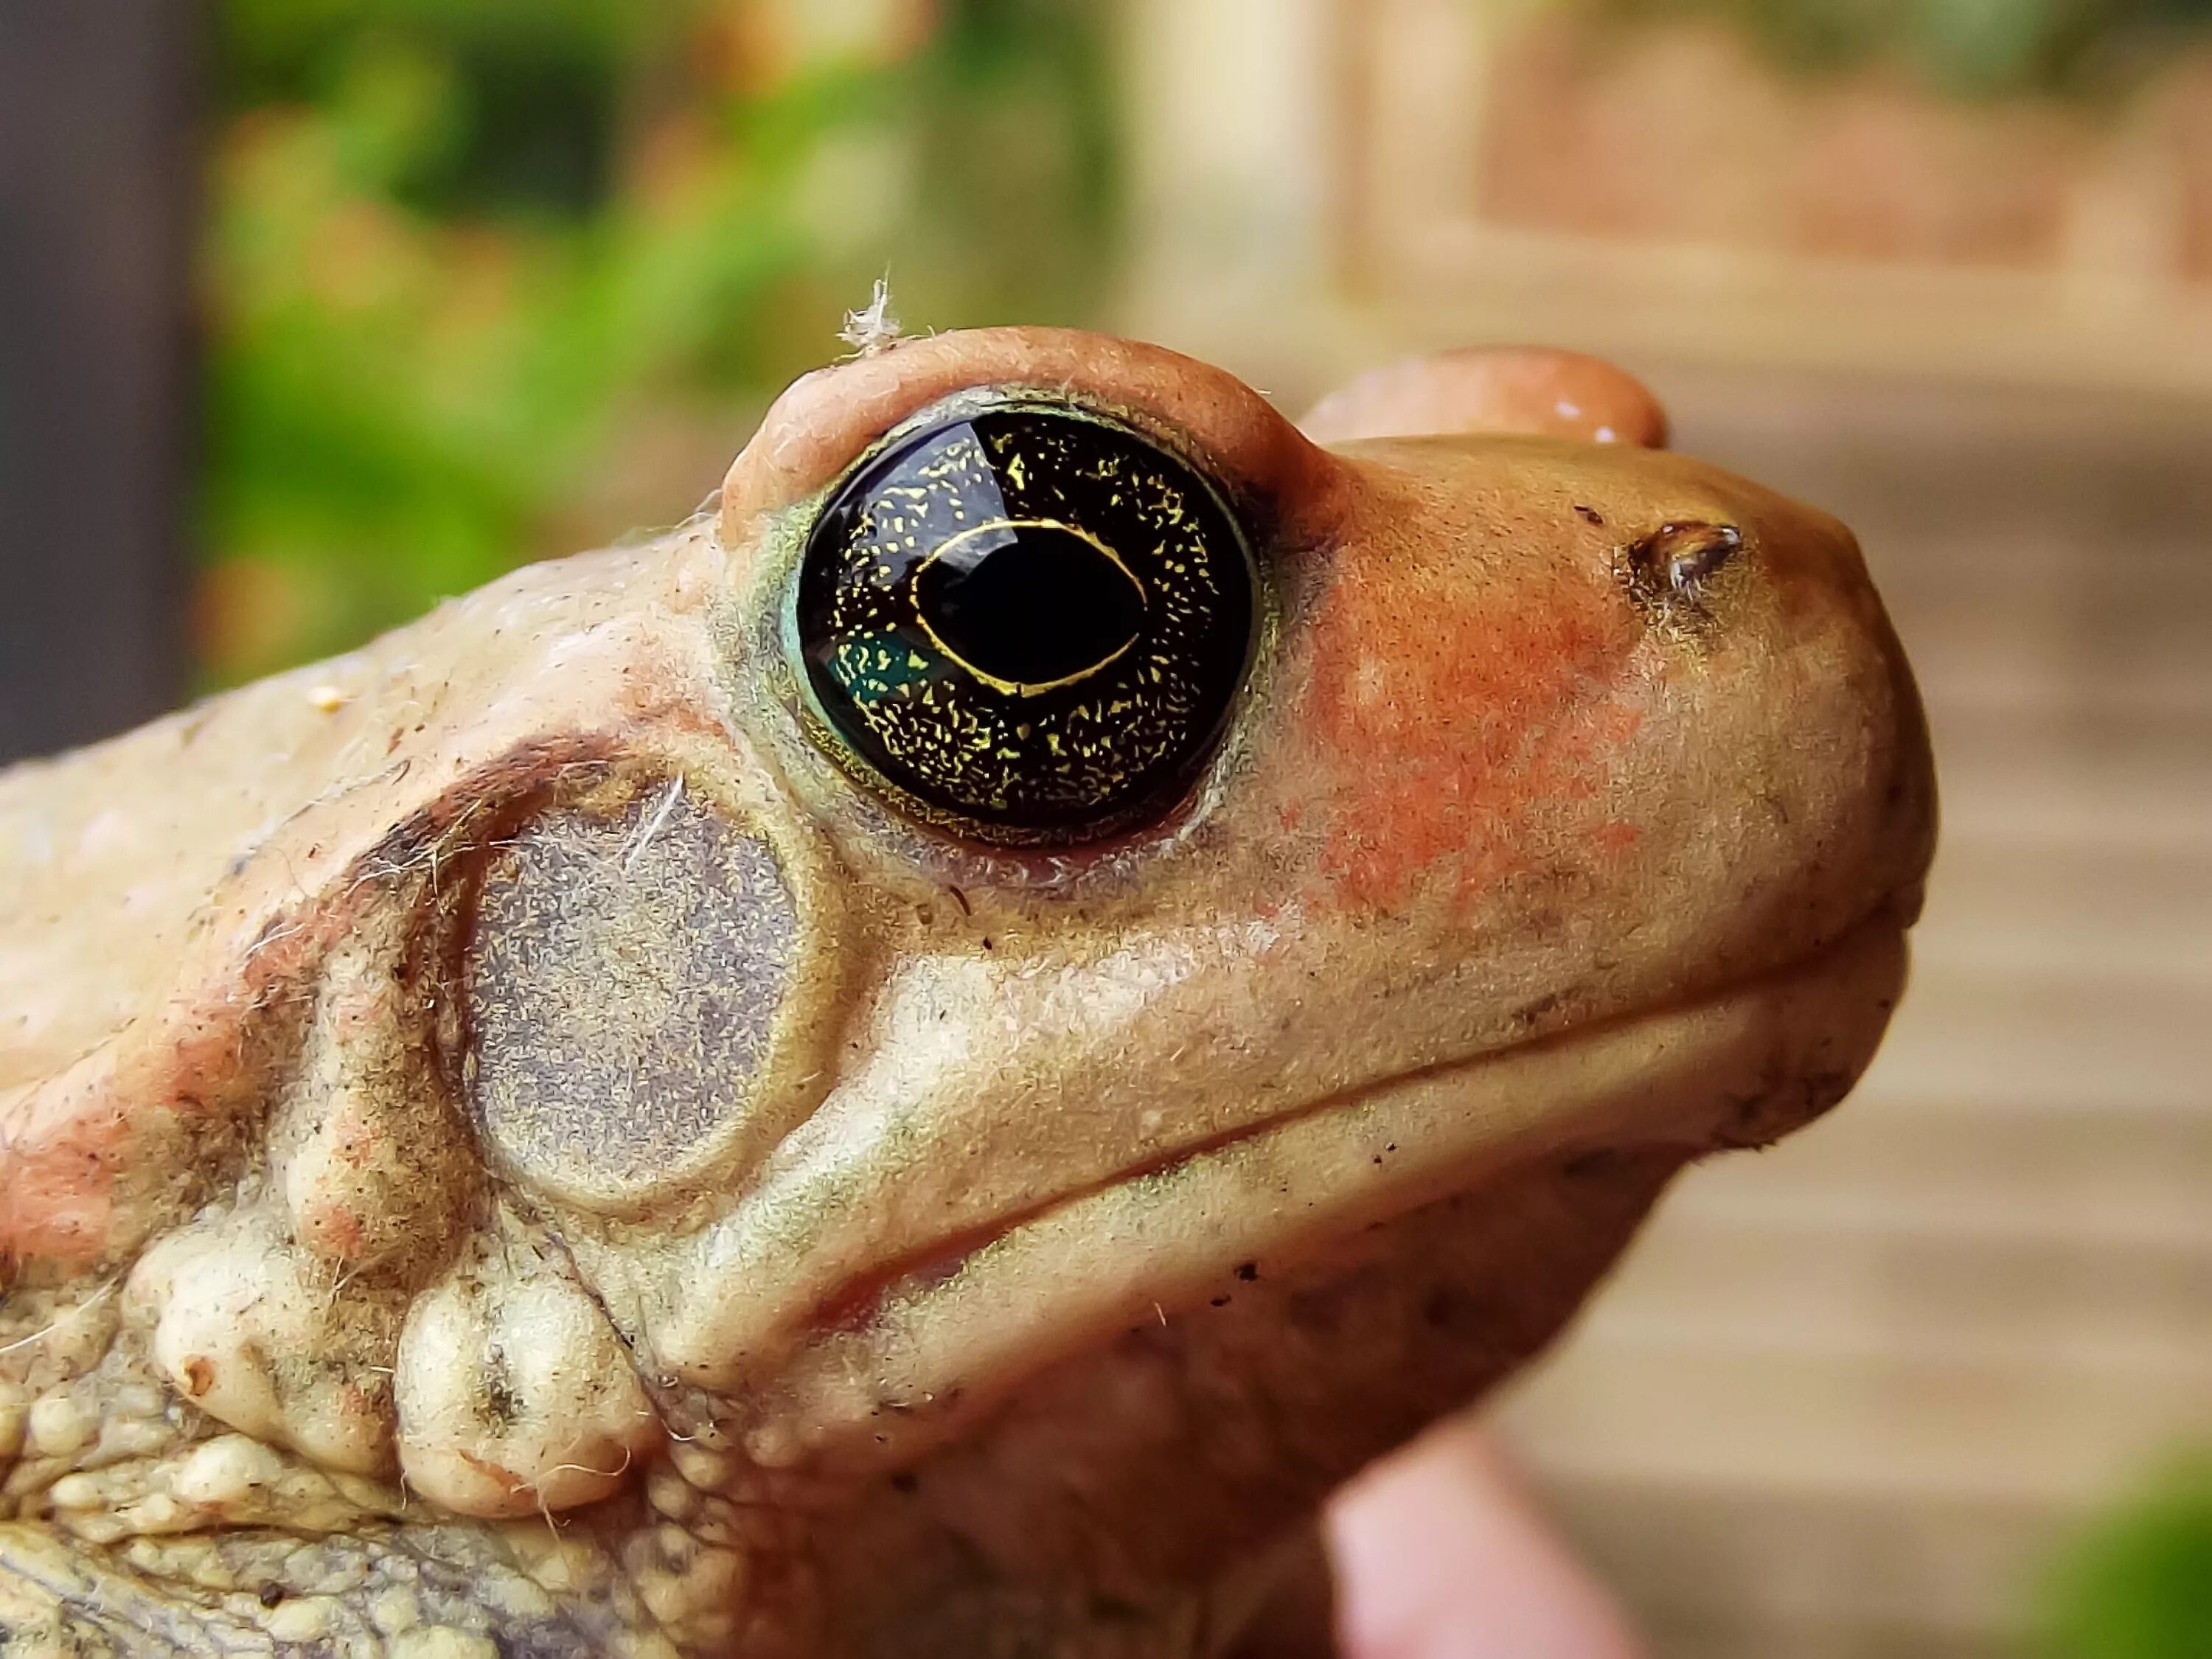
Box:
[790,394,1259,844]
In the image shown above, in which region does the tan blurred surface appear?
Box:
[1119,0,2212,396]
[1485,372,2212,1657]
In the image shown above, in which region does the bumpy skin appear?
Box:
[0,330,1935,1657]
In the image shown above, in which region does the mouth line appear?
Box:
[811,891,1928,1338]
[809,916,1907,1339]
[801,1097,1355,1340]
[726,910,1912,1470]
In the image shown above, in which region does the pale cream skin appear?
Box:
[0,331,1933,1657]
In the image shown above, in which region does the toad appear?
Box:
[0,330,1933,1657]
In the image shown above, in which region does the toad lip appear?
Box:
[695,906,1911,1472]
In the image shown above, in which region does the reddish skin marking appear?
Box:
[1,731,644,1270]
[300,1200,367,1264]
[457,1448,529,1499]
[293,1096,379,1261]
[1595,821,1641,854]
[1305,554,1645,912]
[0,908,340,1267]
[1,1120,124,1264]
[1,1018,245,1267]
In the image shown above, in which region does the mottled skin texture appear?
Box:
[0,330,1935,1657]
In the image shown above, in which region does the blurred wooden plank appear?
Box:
[0,0,195,762]
[1565,1208,2212,1376]
[1669,1096,2212,1257]
[1539,1478,2049,1658]
[1908,841,2212,983]
[1856,967,2212,1116]
[1884,596,2212,717]
[1501,1342,2212,1508]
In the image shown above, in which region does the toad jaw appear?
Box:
[566,403,1935,1489]
[638,911,1907,1475]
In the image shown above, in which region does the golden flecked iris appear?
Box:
[795,401,1256,841]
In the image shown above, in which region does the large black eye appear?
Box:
[794,403,1256,842]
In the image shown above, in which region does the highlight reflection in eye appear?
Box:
[794,403,1256,843]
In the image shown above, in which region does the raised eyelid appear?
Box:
[717,327,1324,537]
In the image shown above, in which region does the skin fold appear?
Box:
[0,330,1935,1657]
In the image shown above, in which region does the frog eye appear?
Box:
[793,401,1257,843]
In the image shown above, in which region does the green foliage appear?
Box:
[2037,1453,2212,1659]
[201,0,1120,681]
[1589,0,2212,95]
[214,0,652,214]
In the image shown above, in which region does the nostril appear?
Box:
[1619,521,1744,623]
[1651,521,1742,594]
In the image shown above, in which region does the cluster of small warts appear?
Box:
[0,1307,764,1655]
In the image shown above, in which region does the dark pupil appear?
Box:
[795,404,1255,842]
[914,523,1147,691]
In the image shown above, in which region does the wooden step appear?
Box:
[1497,1338,2212,1509]
[1526,1472,2052,1658]
[1882,563,2212,717]
[1571,1200,2212,1377]
[1907,839,2212,983]
[1666,1092,2212,1253]
[1844,963,2212,1116]
[1919,706,2212,852]
[1672,378,2212,564]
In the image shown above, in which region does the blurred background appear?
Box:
[1,0,2208,1652]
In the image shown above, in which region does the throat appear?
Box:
[795,1150,1683,1659]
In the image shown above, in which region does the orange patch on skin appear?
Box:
[0,1112,125,1264]
[290,1094,380,1261]
[458,1447,530,1499]
[1304,556,1645,912]
[0,913,341,1269]
[297,1200,367,1264]
[1595,821,1641,854]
